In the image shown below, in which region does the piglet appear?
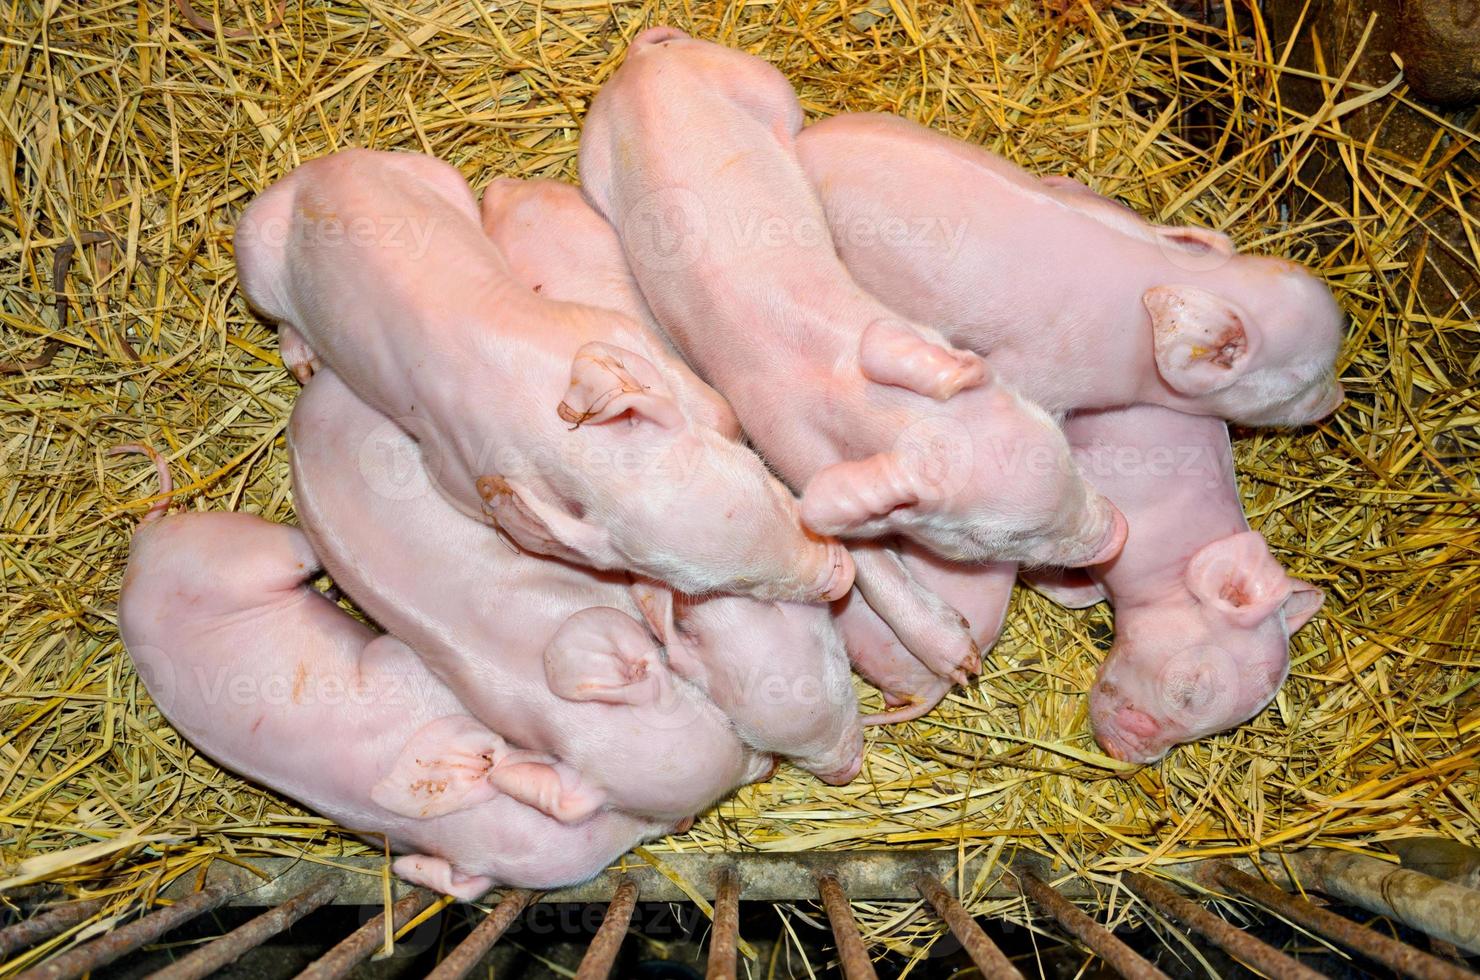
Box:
[480,177,864,783]
[1036,406,1324,762]
[290,370,775,819]
[115,457,668,899]
[795,113,1345,425]
[579,30,1126,574]
[234,148,852,603]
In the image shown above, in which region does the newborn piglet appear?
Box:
[290,371,775,821]
[234,148,851,603]
[796,113,1345,425]
[1032,406,1324,762]
[115,454,668,899]
[579,30,1126,576]
[481,177,863,784]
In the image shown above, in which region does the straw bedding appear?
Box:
[1,0,1477,966]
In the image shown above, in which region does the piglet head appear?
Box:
[801,319,1127,566]
[631,582,864,786]
[1089,530,1323,764]
[1143,256,1345,427]
[551,340,854,603]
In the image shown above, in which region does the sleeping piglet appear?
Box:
[116,468,669,900]
[234,148,852,603]
[479,177,863,784]
[290,371,775,820]
[579,30,1127,573]
[795,113,1346,426]
[1034,406,1324,763]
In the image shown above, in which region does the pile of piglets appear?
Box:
[117,29,1344,898]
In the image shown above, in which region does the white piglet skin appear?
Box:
[117,510,669,900]
[288,369,776,821]
[234,148,852,604]
[578,29,1127,571]
[480,177,864,785]
[795,113,1346,426]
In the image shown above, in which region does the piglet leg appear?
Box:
[851,543,978,684]
[392,855,494,902]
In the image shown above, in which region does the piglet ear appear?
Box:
[801,452,918,535]
[1145,285,1260,396]
[858,319,987,401]
[479,476,621,570]
[1153,225,1235,258]
[371,715,508,819]
[544,606,668,705]
[1185,531,1293,629]
[1283,580,1325,633]
[558,341,684,430]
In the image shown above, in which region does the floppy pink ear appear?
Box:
[1283,580,1325,633]
[1153,225,1235,257]
[543,606,668,705]
[1185,531,1293,629]
[1144,285,1260,396]
[558,341,684,429]
[800,452,919,535]
[371,715,507,819]
[858,319,987,401]
[478,475,621,569]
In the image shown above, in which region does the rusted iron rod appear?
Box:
[424,890,532,980]
[14,881,238,980]
[1123,872,1324,980]
[573,878,639,980]
[915,873,1024,980]
[706,868,742,980]
[0,900,104,959]
[817,873,879,980]
[1013,871,1169,980]
[1206,863,1477,980]
[293,889,435,980]
[1285,850,1480,956]
[148,877,339,980]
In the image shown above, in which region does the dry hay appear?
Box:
[1,0,1477,970]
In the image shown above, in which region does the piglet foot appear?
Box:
[490,757,607,824]
[278,324,321,386]
[392,855,494,901]
[862,678,952,726]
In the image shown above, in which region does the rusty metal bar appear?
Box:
[1285,850,1480,956]
[915,873,1023,980]
[706,868,741,980]
[1123,872,1324,980]
[14,881,238,980]
[423,890,532,980]
[572,878,639,980]
[1013,871,1170,980]
[148,877,339,980]
[1206,863,1477,980]
[817,873,879,980]
[292,889,435,980]
[0,900,104,959]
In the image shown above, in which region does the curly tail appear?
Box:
[108,444,173,523]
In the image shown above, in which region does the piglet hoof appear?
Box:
[392,855,494,901]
